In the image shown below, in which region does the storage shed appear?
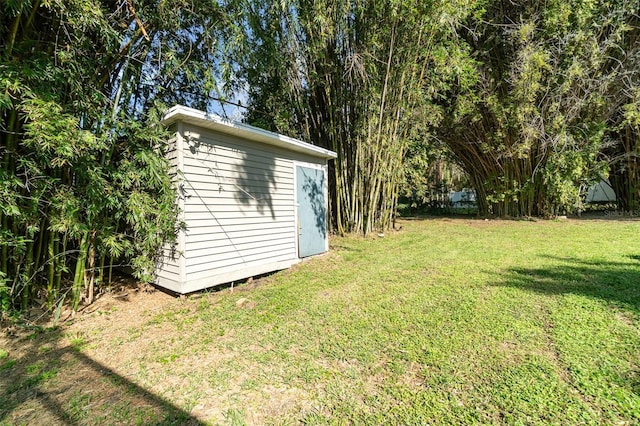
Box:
[156,105,337,294]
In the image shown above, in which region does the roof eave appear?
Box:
[161,105,337,160]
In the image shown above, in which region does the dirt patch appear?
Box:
[573,211,640,221]
[1,274,311,425]
[0,281,190,425]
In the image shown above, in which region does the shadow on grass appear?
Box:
[0,328,204,425]
[329,242,364,253]
[497,255,640,314]
[398,213,480,221]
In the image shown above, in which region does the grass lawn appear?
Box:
[1,217,639,425]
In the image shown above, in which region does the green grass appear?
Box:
[133,218,640,424]
[2,217,639,425]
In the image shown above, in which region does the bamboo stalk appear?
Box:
[47,232,57,308]
[54,233,66,298]
[99,252,106,289]
[72,232,89,311]
[108,255,113,286]
[5,10,23,58]
[85,230,96,305]
[33,218,46,281]
[21,240,33,310]
[0,215,7,275]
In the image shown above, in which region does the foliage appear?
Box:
[231,0,639,221]
[399,128,468,213]
[231,0,478,234]
[0,0,233,313]
[437,0,639,217]
[602,16,640,211]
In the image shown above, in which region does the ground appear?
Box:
[1,216,639,425]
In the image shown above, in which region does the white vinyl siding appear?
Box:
[180,124,303,287]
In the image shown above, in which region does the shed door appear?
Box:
[296,165,327,257]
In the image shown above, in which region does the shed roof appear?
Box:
[162,105,337,159]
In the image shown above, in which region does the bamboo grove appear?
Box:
[233,0,478,234]
[437,0,640,216]
[233,0,639,220]
[0,0,238,313]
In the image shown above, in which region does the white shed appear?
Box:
[156,105,337,294]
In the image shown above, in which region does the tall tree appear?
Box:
[233,0,476,234]
[437,0,638,217]
[601,7,640,212]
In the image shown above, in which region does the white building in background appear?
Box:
[447,180,617,210]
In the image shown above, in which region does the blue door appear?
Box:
[296,165,327,257]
